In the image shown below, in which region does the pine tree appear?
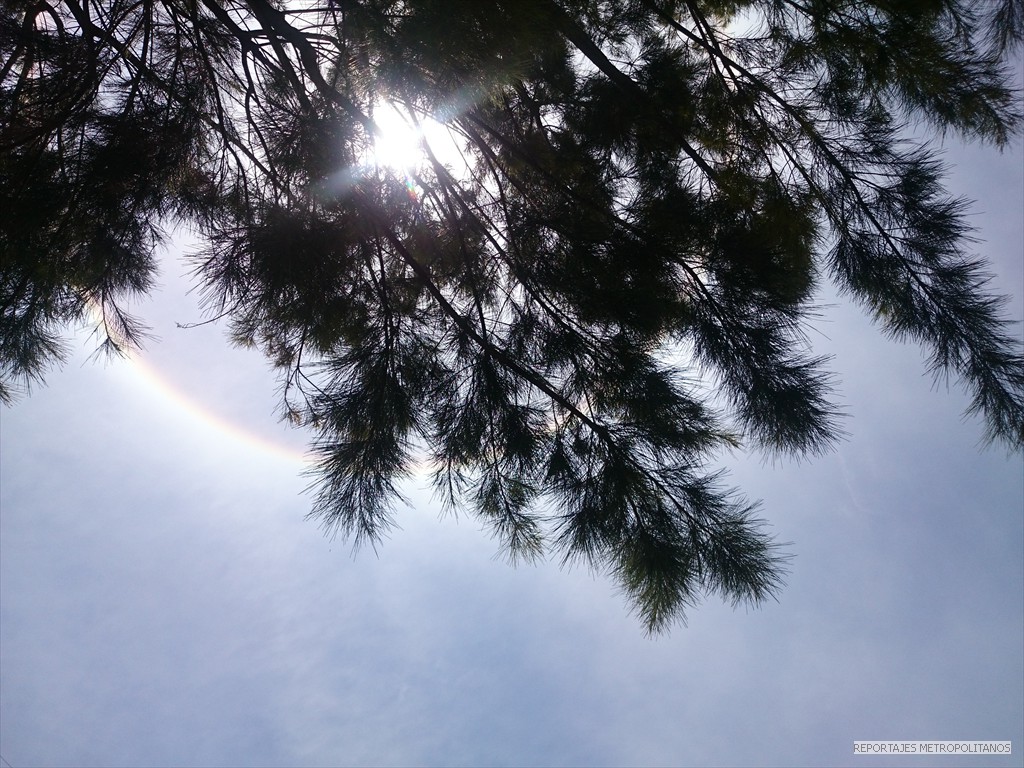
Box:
[2,0,1022,631]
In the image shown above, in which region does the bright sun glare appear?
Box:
[367,103,467,177]
[369,105,424,171]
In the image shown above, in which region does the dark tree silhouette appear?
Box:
[2,0,1022,631]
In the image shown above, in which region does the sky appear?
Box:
[2,125,1023,767]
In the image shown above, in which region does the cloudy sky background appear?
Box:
[2,117,1023,765]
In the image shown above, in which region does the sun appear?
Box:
[366,102,468,178]
[369,104,425,172]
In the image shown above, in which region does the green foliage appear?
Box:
[2,0,1022,630]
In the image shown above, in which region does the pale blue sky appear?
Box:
[1,134,1022,766]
